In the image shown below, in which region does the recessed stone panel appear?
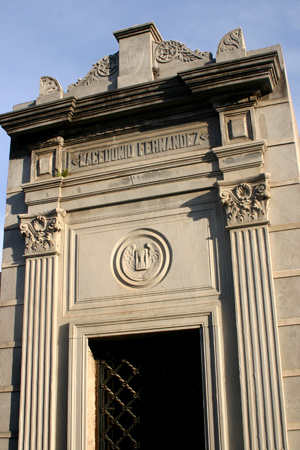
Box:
[279,325,300,370]
[283,377,300,423]
[274,276,300,319]
[270,229,300,272]
[0,347,21,386]
[72,209,217,305]
[0,392,19,432]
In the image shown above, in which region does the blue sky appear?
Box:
[1,0,300,265]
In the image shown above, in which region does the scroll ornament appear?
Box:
[219,181,270,226]
[217,27,245,53]
[20,214,64,255]
[68,52,119,90]
[156,40,212,63]
[39,76,63,96]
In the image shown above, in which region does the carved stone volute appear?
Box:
[216,175,270,227]
[19,209,66,256]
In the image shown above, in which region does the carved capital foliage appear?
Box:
[155,40,212,64]
[217,177,270,227]
[19,209,66,256]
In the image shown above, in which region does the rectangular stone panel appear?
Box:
[0,306,23,343]
[0,392,19,432]
[283,376,300,423]
[264,143,299,182]
[269,184,300,225]
[274,276,300,319]
[0,439,18,450]
[288,430,300,450]
[269,228,300,271]
[257,102,294,141]
[0,348,21,386]
[279,325,300,370]
[6,155,30,190]
[72,208,218,305]
[5,192,27,228]
[2,230,24,265]
[0,267,25,303]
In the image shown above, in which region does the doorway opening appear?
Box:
[89,328,205,450]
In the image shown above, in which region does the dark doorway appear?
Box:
[90,328,205,450]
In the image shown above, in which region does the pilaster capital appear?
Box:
[19,208,66,257]
[215,174,270,228]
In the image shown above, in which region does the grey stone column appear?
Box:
[18,209,66,450]
[216,175,288,450]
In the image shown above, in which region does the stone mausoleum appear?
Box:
[0,22,299,450]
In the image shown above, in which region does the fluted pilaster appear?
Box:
[18,209,66,450]
[216,175,288,450]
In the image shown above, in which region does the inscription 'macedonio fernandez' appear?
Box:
[70,129,209,169]
[112,229,171,289]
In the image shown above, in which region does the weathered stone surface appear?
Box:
[216,28,246,62]
[274,276,300,319]
[283,377,300,422]
[0,22,299,450]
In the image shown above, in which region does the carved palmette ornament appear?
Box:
[39,76,63,96]
[68,52,119,90]
[155,40,212,63]
[217,27,246,54]
[19,211,65,255]
[218,180,270,226]
[112,229,171,289]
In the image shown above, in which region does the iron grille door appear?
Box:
[91,329,205,450]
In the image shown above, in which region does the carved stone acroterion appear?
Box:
[155,40,212,63]
[217,27,246,54]
[39,76,63,96]
[68,52,119,91]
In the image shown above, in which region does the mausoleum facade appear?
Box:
[0,22,300,450]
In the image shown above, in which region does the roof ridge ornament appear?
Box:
[39,76,63,96]
[156,40,212,63]
[36,76,64,104]
[216,27,246,62]
[68,52,119,91]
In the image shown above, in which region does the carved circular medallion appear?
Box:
[156,41,178,63]
[112,229,171,289]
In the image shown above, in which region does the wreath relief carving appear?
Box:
[112,229,171,289]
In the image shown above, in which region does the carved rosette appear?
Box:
[218,178,270,227]
[19,209,66,256]
[155,40,212,63]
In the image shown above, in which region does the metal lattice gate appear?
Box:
[91,329,205,450]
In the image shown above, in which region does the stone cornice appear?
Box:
[0,98,76,137]
[0,51,281,138]
[19,208,66,257]
[213,140,266,175]
[179,51,281,96]
[113,22,163,42]
[215,174,271,228]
